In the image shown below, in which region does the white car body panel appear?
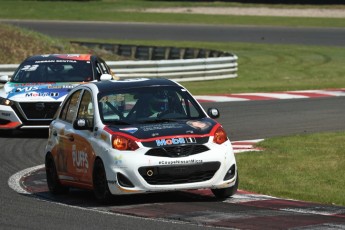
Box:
[45,78,238,199]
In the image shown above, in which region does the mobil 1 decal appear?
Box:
[142,136,209,148]
[156,137,196,147]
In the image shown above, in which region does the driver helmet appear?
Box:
[149,91,169,114]
[49,62,64,72]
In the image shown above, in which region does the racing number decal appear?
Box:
[21,65,39,71]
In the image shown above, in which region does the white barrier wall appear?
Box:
[108,56,238,82]
[0,56,238,82]
[0,43,238,82]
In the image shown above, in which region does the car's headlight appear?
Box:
[112,134,139,151]
[213,126,228,145]
[0,97,13,106]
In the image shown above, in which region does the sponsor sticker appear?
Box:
[141,123,183,132]
[107,180,117,185]
[114,155,123,165]
[119,127,138,134]
[48,85,75,89]
[13,86,39,92]
[156,137,196,146]
[159,159,203,165]
[1,112,11,117]
[25,92,59,97]
[187,120,211,130]
[72,145,89,173]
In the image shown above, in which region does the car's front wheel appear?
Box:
[211,174,239,200]
[93,158,112,203]
[45,153,69,194]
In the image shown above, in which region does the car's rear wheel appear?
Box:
[211,174,239,200]
[45,153,69,194]
[93,158,112,203]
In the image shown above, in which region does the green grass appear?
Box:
[181,42,345,94]
[236,132,345,206]
[0,24,127,64]
[0,0,345,27]
[70,38,345,94]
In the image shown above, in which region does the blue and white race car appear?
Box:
[0,54,115,131]
[45,78,238,202]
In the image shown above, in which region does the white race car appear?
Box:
[0,54,114,132]
[45,78,238,202]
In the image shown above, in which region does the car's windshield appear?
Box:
[11,60,93,83]
[98,86,205,124]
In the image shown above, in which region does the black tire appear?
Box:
[45,153,69,194]
[212,173,239,200]
[93,158,112,203]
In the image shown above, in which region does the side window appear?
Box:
[96,59,111,75]
[77,90,94,127]
[59,90,82,123]
[95,62,102,80]
[99,94,126,122]
[99,61,110,74]
[181,96,201,118]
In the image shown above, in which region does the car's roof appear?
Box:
[24,54,93,62]
[91,78,181,92]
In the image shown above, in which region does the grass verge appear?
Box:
[236,131,345,206]
[0,24,127,64]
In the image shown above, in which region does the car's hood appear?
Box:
[108,118,219,146]
[0,82,80,102]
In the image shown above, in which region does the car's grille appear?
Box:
[145,145,209,158]
[18,102,60,120]
[138,162,220,185]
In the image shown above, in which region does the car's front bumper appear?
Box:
[104,140,237,195]
[0,103,56,130]
[0,105,22,129]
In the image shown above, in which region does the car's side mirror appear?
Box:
[100,74,113,81]
[0,75,9,83]
[73,118,92,130]
[207,108,220,119]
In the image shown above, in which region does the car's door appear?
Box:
[54,89,82,181]
[71,89,97,184]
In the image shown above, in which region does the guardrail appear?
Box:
[0,43,238,82]
[0,64,18,77]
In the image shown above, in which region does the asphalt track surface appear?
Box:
[1,20,345,229]
[1,20,345,47]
